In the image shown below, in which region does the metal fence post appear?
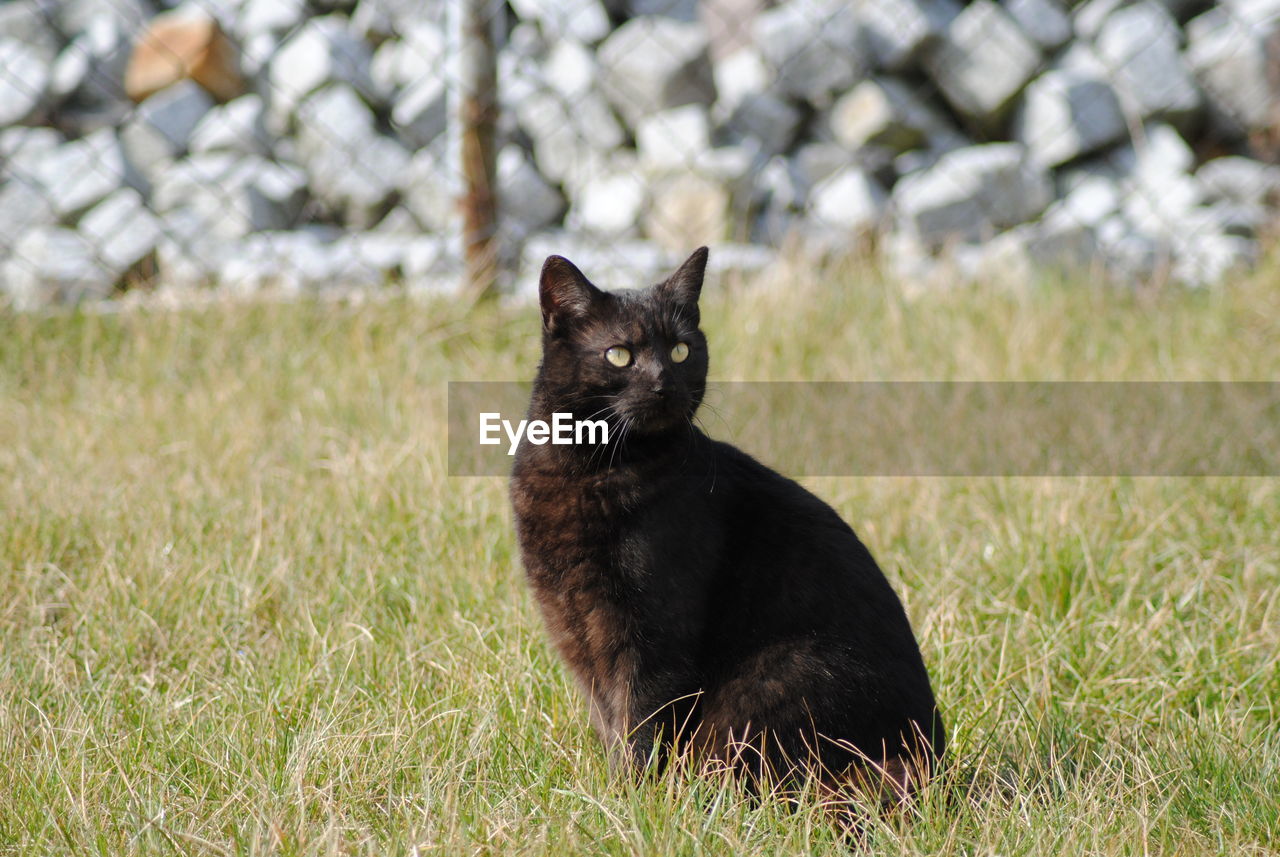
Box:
[448,0,500,298]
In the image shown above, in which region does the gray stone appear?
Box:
[922,0,1041,130]
[637,104,712,170]
[1095,1,1202,128]
[510,0,611,43]
[497,145,565,241]
[49,17,129,107]
[33,128,146,221]
[753,0,867,106]
[858,0,959,70]
[268,16,381,126]
[189,94,272,156]
[519,232,676,294]
[1004,0,1071,49]
[599,16,717,127]
[57,0,152,38]
[1095,214,1162,280]
[0,179,58,257]
[1072,0,1128,40]
[152,153,308,240]
[1196,156,1280,207]
[1186,6,1278,136]
[1014,70,1126,167]
[78,187,162,277]
[829,77,941,152]
[625,0,701,20]
[0,39,50,126]
[0,1,61,63]
[295,84,411,227]
[721,92,804,156]
[390,77,447,148]
[2,227,113,309]
[120,80,214,174]
[892,143,1053,246]
[808,166,887,232]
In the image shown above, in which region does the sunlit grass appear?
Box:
[1,254,1278,855]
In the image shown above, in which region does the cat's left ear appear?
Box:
[659,246,709,312]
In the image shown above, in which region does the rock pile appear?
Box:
[1,0,1279,307]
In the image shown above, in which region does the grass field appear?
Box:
[2,257,1278,856]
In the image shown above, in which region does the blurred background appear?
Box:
[1,0,1278,308]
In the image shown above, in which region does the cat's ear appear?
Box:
[659,246,709,311]
[540,255,604,333]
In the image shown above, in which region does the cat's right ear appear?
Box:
[540,255,603,334]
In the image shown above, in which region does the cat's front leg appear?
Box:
[614,669,703,776]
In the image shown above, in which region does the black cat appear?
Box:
[510,247,944,806]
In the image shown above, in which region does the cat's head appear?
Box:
[533,247,709,437]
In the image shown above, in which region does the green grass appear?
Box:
[1,256,1278,855]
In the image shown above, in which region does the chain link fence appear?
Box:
[1,0,1278,309]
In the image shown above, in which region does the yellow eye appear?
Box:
[605,346,632,367]
[671,342,689,363]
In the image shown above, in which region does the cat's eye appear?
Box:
[604,346,632,367]
[671,342,690,363]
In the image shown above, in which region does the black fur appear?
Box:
[510,248,944,800]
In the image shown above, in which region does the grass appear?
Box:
[1,256,1278,856]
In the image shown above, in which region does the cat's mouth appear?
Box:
[618,397,692,435]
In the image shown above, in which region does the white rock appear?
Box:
[33,128,146,221]
[922,0,1041,129]
[568,170,649,236]
[0,38,50,126]
[711,46,769,118]
[0,1,61,63]
[636,105,712,170]
[1003,0,1071,49]
[829,77,941,152]
[643,173,730,252]
[753,0,867,106]
[1172,232,1258,286]
[0,126,62,179]
[892,143,1053,246]
[1185,6,1278,135]
[515,82,625,184]
[236,0,307,37]
[350,0,445,43]
[498,145,565,241]
[403,144,455,233]
[153,153,308,240]
[120,80,215,173]
[295,84,411,227]
[1056,174,1122,226]
[268,16,381,126]
[1095,1,1202,128]
[858,0,959,70]
[2,227,113,309]
[809,167,887,232]
[78,187,162,277]
[370,20,445,95]
[58,0,151,38]
[510,0,611,43]
[1014,70,1126,167]
[189,94,272,156]
[1196,156,1280,207]
[599,17,717,127]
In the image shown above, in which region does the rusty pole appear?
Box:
[448,0,500,298]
